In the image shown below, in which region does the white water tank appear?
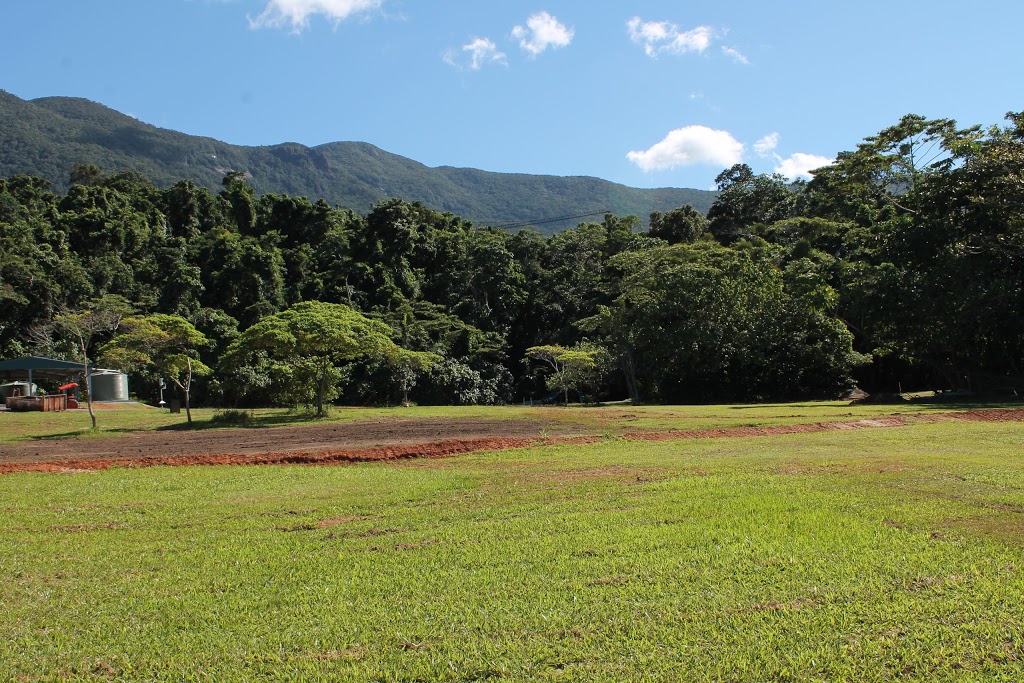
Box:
[1,381,38,402]
[90,370,130,402]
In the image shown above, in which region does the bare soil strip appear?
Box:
[0,418,582,465]
[1,409,1022,475]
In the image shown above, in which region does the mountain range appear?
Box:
[0,89,715,233]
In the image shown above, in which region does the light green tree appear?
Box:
[525,344,603,405]
[224,301,433,416]
[55,295,133,430]
[390,347,442,407]
[101,314,210,425]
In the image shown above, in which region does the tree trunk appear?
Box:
[316,360,326,417]
[78,334,97,430]
[621,348,640,404]
[85,364,96,430]
[184,357,193,425]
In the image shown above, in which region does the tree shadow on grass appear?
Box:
[901,397,1024,411]
[154,411,327,432]
[30,427,141,440]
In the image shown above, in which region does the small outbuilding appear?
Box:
[0,356,89,410]
[0,356,88,392]
[0,356,132,410]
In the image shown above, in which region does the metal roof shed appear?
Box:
[0,356,88,395]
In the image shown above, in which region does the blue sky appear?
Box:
[2,1,1021,190]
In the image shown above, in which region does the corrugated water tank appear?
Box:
[90,370,130,402]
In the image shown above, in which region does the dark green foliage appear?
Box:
[801,112,1024,391]
[2,109,1022,405]
[583,243,866,403]
[708,164,797,242]
[649,204,710,244]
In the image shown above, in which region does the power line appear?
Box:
[491,210,610,230]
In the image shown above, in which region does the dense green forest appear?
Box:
[0,90,715,234]
[2,112,1021,408]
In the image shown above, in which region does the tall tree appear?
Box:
[54,295,133,429]
[707,164,796,242]
[583,243,865,402]
[649,204,709,244]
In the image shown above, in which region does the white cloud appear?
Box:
[444,37,507,71]
[249,0,381,32]
[627,17,713,57]
[627,126,744,172]
[754,132,780,157]
[721,45,749,64]
[512,11,574,56]
[774,152,834,180]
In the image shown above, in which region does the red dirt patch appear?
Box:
[0,417,580,469]
[0,437,538,474]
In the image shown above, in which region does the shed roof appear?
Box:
[0,356,88,381]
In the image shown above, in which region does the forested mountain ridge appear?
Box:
[0,90,715,233]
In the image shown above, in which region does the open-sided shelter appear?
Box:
[0,356,88,396]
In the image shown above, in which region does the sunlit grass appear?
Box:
[2,420,1023,680]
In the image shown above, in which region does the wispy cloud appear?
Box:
[249,0,382,32]
[512,11,574,57]
[627,17,713,57]
[444,37,507,71]
[774,152,834,180]
[721,45,749,64]
[753,132,780,157]
[628,126,744,172]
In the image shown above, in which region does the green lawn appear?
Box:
[2,414,1023,680]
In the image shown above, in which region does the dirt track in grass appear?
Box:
[1,408,1022,474]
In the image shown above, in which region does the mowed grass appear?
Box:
[2,418,1024,680]
[2,397,1021,444]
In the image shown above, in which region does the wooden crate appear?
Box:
[6,395,67,412]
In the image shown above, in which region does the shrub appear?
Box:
[210,409,252,425]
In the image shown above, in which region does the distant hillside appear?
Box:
[0,90,716,233]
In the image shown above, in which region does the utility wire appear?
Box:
[491,210,610,230]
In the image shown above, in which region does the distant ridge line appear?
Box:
[0,89,718,235]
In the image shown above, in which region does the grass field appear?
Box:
[2,398,1020,444]
[2,405,1024,680]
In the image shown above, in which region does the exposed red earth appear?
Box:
[1,409,1022,475]
[0,418,585,473]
